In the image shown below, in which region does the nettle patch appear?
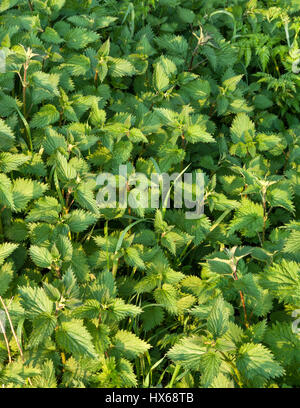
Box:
[0,0,299,388]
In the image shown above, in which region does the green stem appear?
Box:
[262,189,267,244]
[104,220,110,271]
[15,106,32,152]
[167,364,181,388]
[112,259,118,277]
[219,351,243,388]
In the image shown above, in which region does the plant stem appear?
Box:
[232,264,249,328]
[0,318,12,363]
[219,351,243,388]
[0,296,24,360]
[239,291,248,328]
[15,106,33,151]
[94,70,98,86]
[104,220,110,271]
[23,64,28,117]
[262,188,267,244]
[27,0,33,12]
[167,364,181,388]
[112,259,118,277]
[0,297,33,385]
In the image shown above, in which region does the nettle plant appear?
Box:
[0,0,299,388]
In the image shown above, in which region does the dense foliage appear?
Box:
[0,0,299,389]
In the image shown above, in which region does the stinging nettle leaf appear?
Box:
[29,245,54,268]
[112,330,151,360]
[56,320,97,358]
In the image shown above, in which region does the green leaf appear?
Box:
[0,153,29,173]
[230,113,255,143]
[228,198,264,238]
[207,296,229,338]
[106,298,142,322]
[181,79,211,101]
[74,183,99,214]
[72,300,100,319]
[109,58,135,77]
[0,243,18,266]
[261,260,300,305]
[0,119,15,150]
[223,74,243,92]
[124,247,145,270]
[29,245,53,268]
[65,209,98,233]
[56,320,96,358]
[30,105,60,128]
[141,306,164,332]
[41,27,63,44]
[154,108,178,127]
[0,173,14,209]
[264,322,300,366]
[267,182,295,214]
[0,262,14,296]
[185,125,215,144]
[26,196,61,223]
[210,373,235,388]
[112,330,151,360]
[31,72,60,103]
[0,0,18,13]
[66,54,91,76]
[55,152,77,182]
[43,128,67,155]
[65,28,98,50]
[12,178,48,212]
[69,244,90,282]
[29,313,57,347]
[153,61,169,92]
[154,284,178,314]
[168,336,206,370]
[200,352,222,387]
[236,343,284,382]
[19,286,54,319]
[32,360,57,388]
[284,230,300,260]
[177,6,195,23]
